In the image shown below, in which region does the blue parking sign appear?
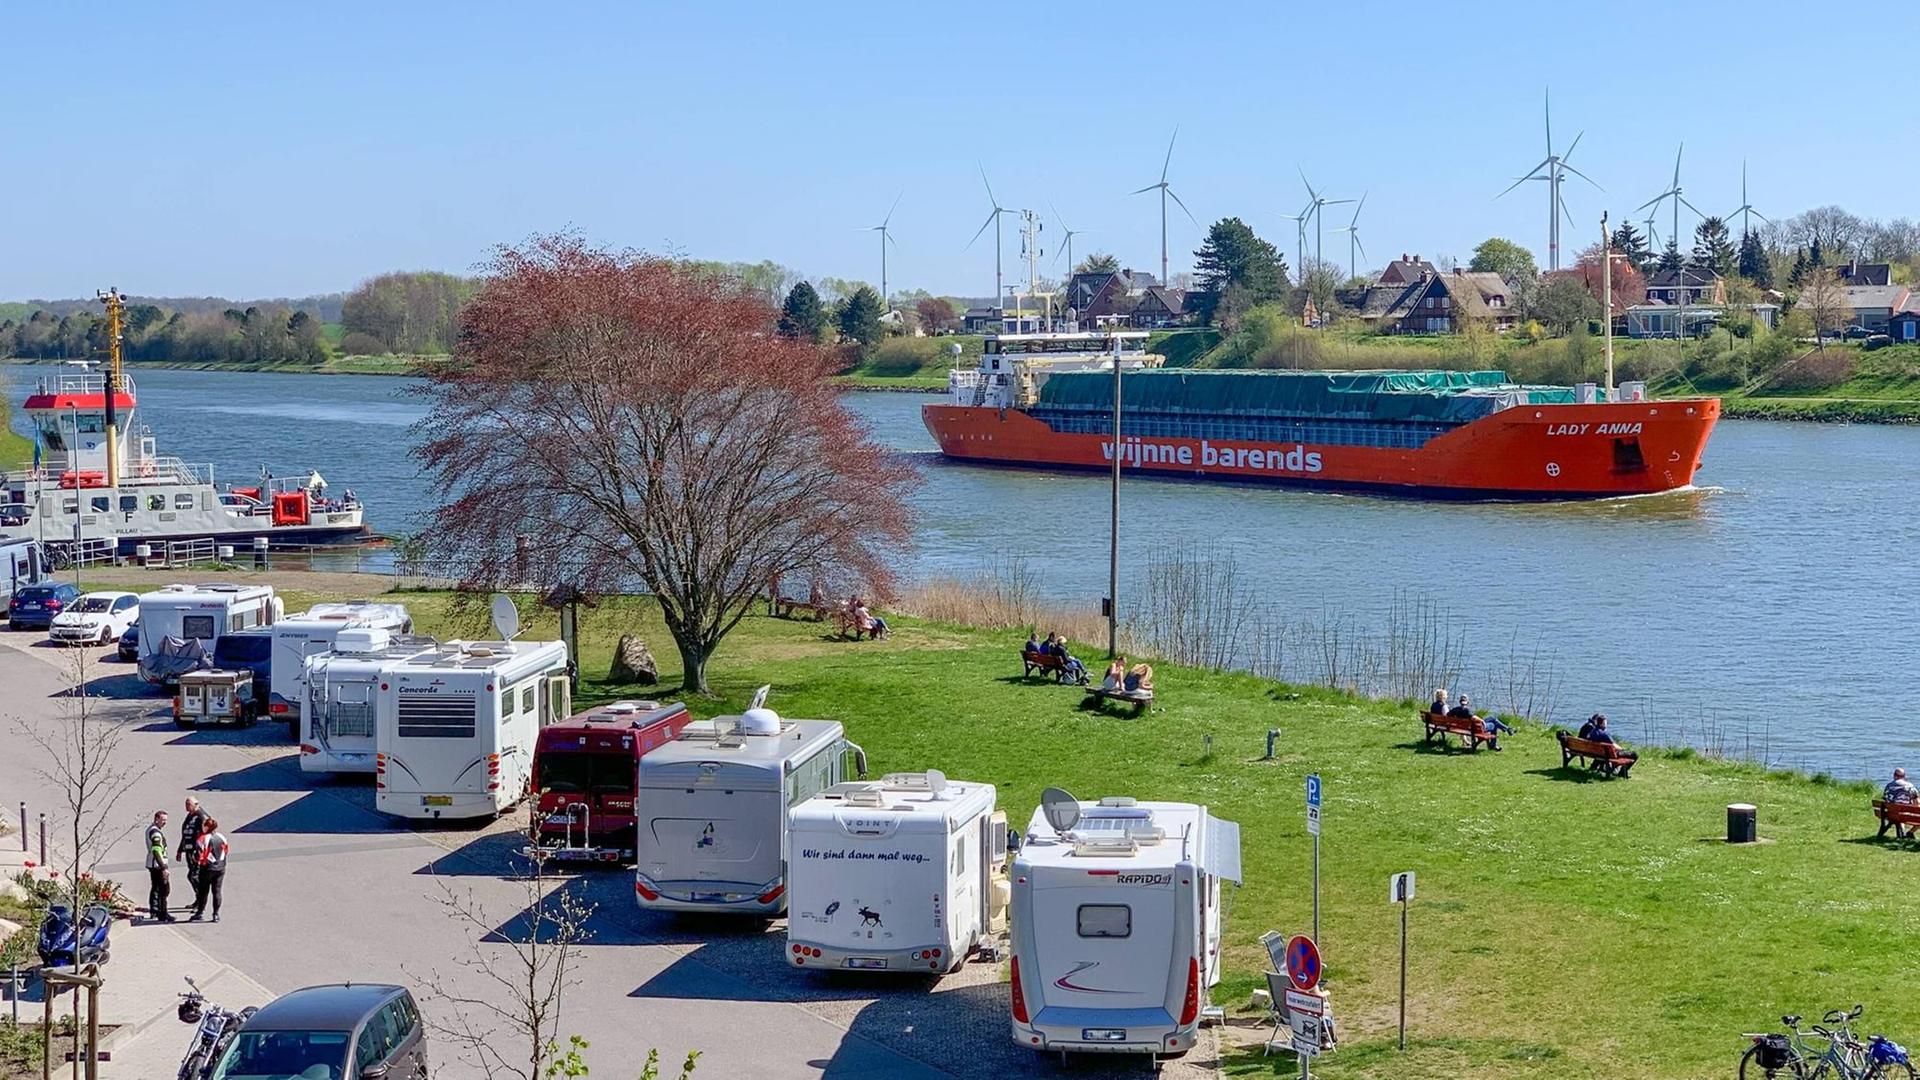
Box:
[1306,774,1322,808]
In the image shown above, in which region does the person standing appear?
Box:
[188,817,229,923]
[175,796,206,894]
[145,810,174,922]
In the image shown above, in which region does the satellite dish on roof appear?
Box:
[926,769,948,797]
[1040,787,1081,833]
[490,594,520,641]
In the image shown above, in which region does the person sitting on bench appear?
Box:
[1885,768,1919,839]
[1053,637,1086,684]
[1024,632,1041,656]
[1447,694,1508,751]
[1124,663,1154,695]
[1430,688,1449,717]
[1103,657,1126,692]
[1576,713,1637,765]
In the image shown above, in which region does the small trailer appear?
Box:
[1008,791,1242,1059]
[787,771,1008,975]
[137,582,282,686]
[374,638,572,821]
[174,669,256,728]
[266,601,413,736]
[529,700,694,864]
[634,690,865,915]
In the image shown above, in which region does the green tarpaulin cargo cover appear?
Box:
[1033,369,1575,424]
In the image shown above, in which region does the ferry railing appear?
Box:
[44,537,116,570]
[162,538,216,567]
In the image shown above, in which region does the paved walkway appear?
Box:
[0,627,1222,1079]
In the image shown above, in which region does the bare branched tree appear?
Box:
[412,860,595,1080]
[18,647,151,911]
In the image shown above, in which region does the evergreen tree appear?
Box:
[1191,217,1288,325]
[1808,237,1824,267]
[835,286,885,363]
[1611,222,1653,274]
[1737,231,1772,288]
[1690,217,1736,277]
[777,281,826,342]
[1657,240,1684,274]
[1789,249,1809,286]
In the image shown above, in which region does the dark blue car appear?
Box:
[8,582,80,631]
[118,618,141,662]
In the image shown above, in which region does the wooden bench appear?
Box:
[1084,686,1152,714]
[1556,731,1637,778]
[773,597,833,622]
[1020,650,1082,683]
[1419,711,1498,751]
[1873,799,1920,839]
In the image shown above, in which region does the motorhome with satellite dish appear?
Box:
[136,583,282,686]
[633,687,866,915]
[373,606,570,820]
[299,627,436,776]
[1008,788,1242,1059]
[786,770,1009,975]
[265,601,413,736]
[529,700,694,863]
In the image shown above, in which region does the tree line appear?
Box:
[1,304,326,365]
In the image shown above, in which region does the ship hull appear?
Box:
[922,398,1720,499]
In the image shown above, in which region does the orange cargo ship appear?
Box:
[922,332,1719,500]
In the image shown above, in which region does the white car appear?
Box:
[48,591,141,646]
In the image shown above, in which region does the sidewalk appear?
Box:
[0,808,274,1078]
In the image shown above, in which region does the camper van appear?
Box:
[137,583,282,685]
[529,700,694,863]
[633,696,865,915]
[1,538,43,606]
[787,771,1008,975]
[300,627,435,776]
[372,638,570,821]
[267,602,413,736]
[1008,793,1242,1058]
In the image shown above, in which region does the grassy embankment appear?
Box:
[0,372,32,464]
[116,574,1920,1080]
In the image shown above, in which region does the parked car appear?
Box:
[118,618,140,662]
[206,983,427,1080]
[48,591,140,646]
[1844,325,1873,340]
[210,627,274,716]
[8,582,80,631]
[1865,333,1893,351]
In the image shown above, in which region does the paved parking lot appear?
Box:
[0,631,1222,1079]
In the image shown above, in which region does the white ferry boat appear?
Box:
[0,290,370,554]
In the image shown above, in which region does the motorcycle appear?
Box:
[176,977,257,1080]
[36,902,111,969]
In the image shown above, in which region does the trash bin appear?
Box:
[1727,803,1757,844]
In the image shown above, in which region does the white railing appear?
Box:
[32,371,139,398]
[46,537,116,569]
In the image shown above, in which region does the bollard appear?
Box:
[1727,803,1758,844]
[134,543,151,567]
[1203,733,1213,758]
[216,544,234,563]
[16,802,23,851]
[38,813,46,866]
[253,536,269,569]
[1263,728,1281,759]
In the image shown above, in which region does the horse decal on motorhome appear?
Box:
[1053,960,1126,994]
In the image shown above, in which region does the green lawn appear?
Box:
[146,580,1920,1079]
[0,372,31,466]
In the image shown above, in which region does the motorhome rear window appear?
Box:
[181,615,216,640]
[1077,904,1131,939]
[397,694,478,739]
[540,753,632,796]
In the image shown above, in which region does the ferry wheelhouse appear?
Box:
[1,291,370,553]
[922,331,1720,499]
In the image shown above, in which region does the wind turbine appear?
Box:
[1333,193,1368,280]
[1723,160,1772,239]
[1131,128,1199,285]
[1635,144,1706,263]
[1049,200,1087,271]
[1298,169,1354,271]
[1494,90,1600,272]
[966,168,1014,308]
[863,191,902,308]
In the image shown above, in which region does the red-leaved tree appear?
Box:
[413,235,916,692]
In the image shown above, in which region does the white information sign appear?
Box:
[1305,804,1321,836]
[1390,870,1416,904]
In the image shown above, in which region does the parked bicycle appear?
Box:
[1742,1006,1914,1079]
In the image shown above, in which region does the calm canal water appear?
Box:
[9,365,1917,777]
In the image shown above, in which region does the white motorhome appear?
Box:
[0,539,43,605]
[299,627,434,776]
[373,638,571,821]
[787,771,1008,975]
[136,583,282,684]
[267,601,413,734]
[1008,793,1242,1059]
[634,701,865,915]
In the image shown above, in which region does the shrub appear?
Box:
[338,331,387,356]
[864,337,941,376]
[1764,348,1855,393]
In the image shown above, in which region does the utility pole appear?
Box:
[97,288,124,490]
[1602,212,1615,395]
[1107,334,1122,659]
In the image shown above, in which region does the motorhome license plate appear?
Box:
[846,957,887,970]
[693,891,729,902]
[1083,1029,1127,1042]
[424,796,453,807]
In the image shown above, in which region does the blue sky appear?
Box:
[4,0,1914,302]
